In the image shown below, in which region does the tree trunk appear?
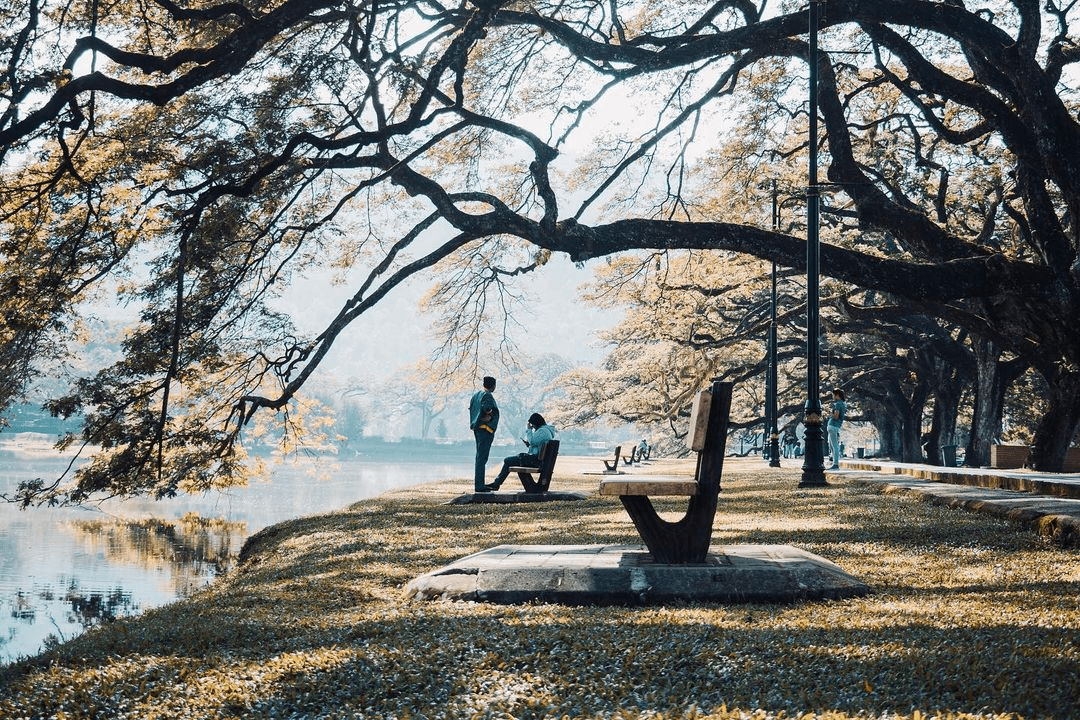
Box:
[966,338,1027,467]
[926,358,962,466]
[1029,371,1080,472]
[901,404,925,463]
[873,412,902,459]
[967,338,1003,467]
[896,379,929,463]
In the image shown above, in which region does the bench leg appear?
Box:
[619,493,717,564]
[517,471,546,493]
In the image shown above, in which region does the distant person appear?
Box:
[487,413,557,491]
[469,376,499,492]
[828,387,847,470]
[782,430,798,459]
[639,438,650,459]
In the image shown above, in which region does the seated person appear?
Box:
[486,413,557,491]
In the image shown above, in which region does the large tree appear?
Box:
[545,251,808,455]
[3,1,1080,504]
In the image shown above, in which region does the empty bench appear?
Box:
[599,380,732,564]
[506,440,560,493]
[601,445,622,473]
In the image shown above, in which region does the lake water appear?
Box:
[0,444,472,665]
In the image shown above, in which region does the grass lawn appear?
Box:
[1,456,1077,719]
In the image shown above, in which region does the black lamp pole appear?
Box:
[799,0,828,487]
[768,182,781,468]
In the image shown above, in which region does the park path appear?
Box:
[838,459,1080,546]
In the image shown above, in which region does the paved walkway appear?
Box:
[836,459,1080,546]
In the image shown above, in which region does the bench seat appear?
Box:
[599,476,698,496]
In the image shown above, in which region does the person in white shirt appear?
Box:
[486,412,557,491]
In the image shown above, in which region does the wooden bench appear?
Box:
[601,445,622,473]
[506,440,560,493]
[599,379,733,564]
[621,444,640,466]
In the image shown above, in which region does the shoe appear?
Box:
[474,487,491,493]
[484,483,499,492]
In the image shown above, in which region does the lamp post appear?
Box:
[768,181,782,468]
[799,0,828,487]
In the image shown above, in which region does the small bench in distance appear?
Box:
[621,443,653,465]
[583,445,625,476]
[603,445,623,473]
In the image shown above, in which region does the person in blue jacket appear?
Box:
[469,376,499,492]
[828,387,847,470]
[487,412,557,491]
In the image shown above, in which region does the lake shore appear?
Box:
[1,456,1077,719]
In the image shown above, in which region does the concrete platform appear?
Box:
[405,544,870,605]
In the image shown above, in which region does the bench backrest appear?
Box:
[687,381,732,498]
[537,439,560,480]
[604,446,621,472]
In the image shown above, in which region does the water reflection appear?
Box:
[1,447,470,664]
[73,515,243,595]
[2,514,233,663]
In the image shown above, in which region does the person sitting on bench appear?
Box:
[486,413,557,491]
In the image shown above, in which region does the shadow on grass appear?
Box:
[4,465,1077,719]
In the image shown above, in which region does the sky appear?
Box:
[284,253,622,386]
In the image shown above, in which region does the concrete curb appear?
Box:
[843,460,1080,499]
[848,472,1080,547]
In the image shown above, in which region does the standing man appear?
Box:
[827,387,847,470]
[469,376,499,492]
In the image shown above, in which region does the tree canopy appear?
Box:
[3,0,1080,503]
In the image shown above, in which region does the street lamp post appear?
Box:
[799,0,828,487]
[768,182,782,468]
[768,258,781,468]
